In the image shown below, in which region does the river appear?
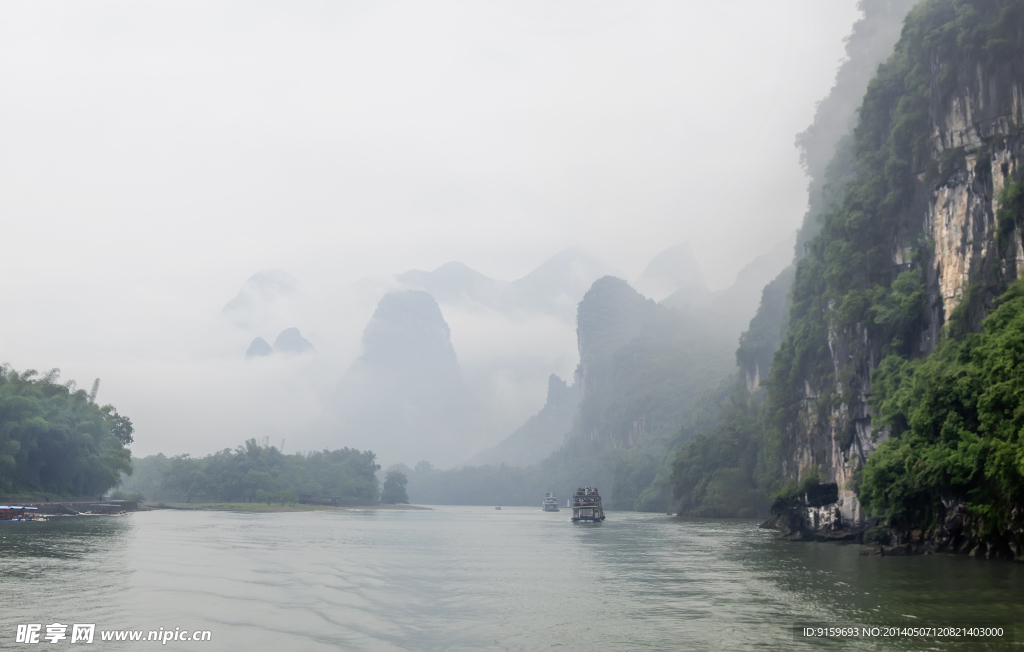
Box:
[1,507,1022,650]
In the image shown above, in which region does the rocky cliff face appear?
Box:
[785,27,1024,534]
[737,0,921,393]
[926,57,1024,323]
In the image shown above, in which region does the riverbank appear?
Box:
[760,497,1024,562]
[0,499,138,515]
[148,502,432,513]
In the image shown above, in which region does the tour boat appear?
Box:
[571,487,605,523]
[0,506,41,522]
[542,492,559,512]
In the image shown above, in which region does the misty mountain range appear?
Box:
[218,237,794,467]
[394,247,623,321]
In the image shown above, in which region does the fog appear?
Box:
[0,0,860,463]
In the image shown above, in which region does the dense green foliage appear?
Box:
[125,440,380,505]
[0,366,133,497]
[669,385,767,518]
[861,280,1024,532]
[381,470,409,504]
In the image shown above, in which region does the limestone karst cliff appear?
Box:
[333,290,472,467]
[574,277,731,446]
[736,0,922,392]
[766,0,1024,549]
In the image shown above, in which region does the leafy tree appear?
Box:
[381,470,409,504]
[0,365,133,496]
[128,440,381,505]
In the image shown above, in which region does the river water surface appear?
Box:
[2,507,1023,650]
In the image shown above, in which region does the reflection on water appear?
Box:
[1,508,1022,650]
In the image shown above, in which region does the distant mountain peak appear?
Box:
[634,242,709,302]
[396,262,507,306]
[332,290,469,467]
[222,269,299,331]
[245,336,273,359]
[223,269,297,313]
[274,327,315,354]
[504,248,620,320]
[360,290,459,369]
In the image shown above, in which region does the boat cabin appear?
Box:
[571,487,606,522]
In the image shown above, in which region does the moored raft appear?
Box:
[0,506,40,521]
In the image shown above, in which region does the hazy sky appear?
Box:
[1,0,860,457]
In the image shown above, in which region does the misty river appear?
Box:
[2,508,1023,651]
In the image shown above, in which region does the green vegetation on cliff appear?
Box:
[766,0,946,441]
[125,440,380,505]
[0,366,133,497]
[669,384,767,517]
[668,0,1017,518]
[767,0,1024,531]
[862,279,1024,536]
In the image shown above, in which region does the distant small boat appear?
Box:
[542,492,559,512]
[571,487,606,523]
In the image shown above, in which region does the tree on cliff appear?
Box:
[862,279,1024,538]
